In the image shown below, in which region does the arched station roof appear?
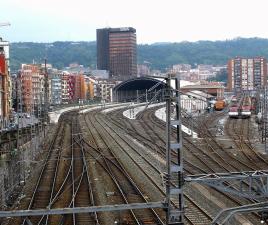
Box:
[113,76,166,91]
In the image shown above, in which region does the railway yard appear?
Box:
[1,99,267,225]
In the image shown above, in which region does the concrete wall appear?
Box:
[0,125,50,209]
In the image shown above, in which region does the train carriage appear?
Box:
[240,105,251,118]
[228,96,239,118]
[240,96,251,118]
[228,105,239,118]
[214,100,225,111]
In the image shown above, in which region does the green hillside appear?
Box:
[9,38,268,72]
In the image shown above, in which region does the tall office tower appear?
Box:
[97,27,137,80]
[227,57,267,92]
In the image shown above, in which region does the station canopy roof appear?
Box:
[113,76,195,91]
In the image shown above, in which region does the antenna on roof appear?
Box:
[0,22,10,27]
[105,20,110,28]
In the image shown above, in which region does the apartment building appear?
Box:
[61,72,70,104]
[19,65,34,112]
[68,74,76,102]
[18,64,49,113]
[227,57,267,92]
[0,51,9,122]
[0,38,11,127]
[198,64,215,80]
[50,73,62,105]
[60,73,88,104]
[98,80,116,101]
[85,76,100,100]
[74,74,86,102]
[172,64,191,72]
[84,76,94,100]
[32,70,44,107]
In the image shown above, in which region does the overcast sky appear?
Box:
[1,0,268,44]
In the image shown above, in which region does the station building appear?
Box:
[113,77,223,102]
[113,77,166,102]
[180,84,225,99]
[113,77,224,114]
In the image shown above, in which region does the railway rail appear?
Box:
[4,102,268,225]
[5,111,99,225]
[81,110,165,225]
[99,108,219,224]
[106,106,263,224]
[225,118,267,169]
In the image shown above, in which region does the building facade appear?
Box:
[198,64,215,80]
[0,51,9,121]
[50,73,62,105]
[99,80,116,101]
[61,72,70,104]
[137,64,150,77]
[228,57,267,92]
[19,64,36,112]
[97,27,137,79]
[0,38,11,127]
[74,74,86,101]
[32,70,44,107]
[19,64,51,113]
[68,74,76,102]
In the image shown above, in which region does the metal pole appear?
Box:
[264,86,268,152]
[16,78,20,152]
[17,76,25,181]
[190,97,193,137]
[165,76,171,223]
[261,87,264,143]
[44,59,49,123]
[175,73,184,224]
[165,73,184,224]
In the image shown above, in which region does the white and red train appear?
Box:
[228,95,252,119]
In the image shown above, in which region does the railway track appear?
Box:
[21,116,67,225]
[225,118,268,169]
[71,116,98,225]
[5,103,267,225]
[6,111,99,225]
[95,108,214,224]
[106,106,262,224]
[80,110,165,225]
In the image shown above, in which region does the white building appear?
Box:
[99,81,116,102]
[50,74,62,105]
[181,90,212,113]
[91,70,109,79]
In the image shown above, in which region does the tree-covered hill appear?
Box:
[10,41,96,72]
[9,38,268,72]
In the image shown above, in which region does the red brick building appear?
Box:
[68,74,76,102]
[0,52,9,118]
[19,64,43,113]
